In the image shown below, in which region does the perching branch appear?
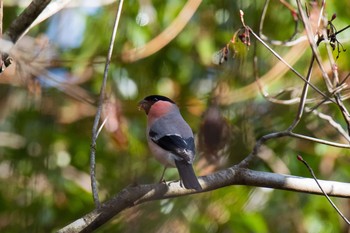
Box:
[57,167,350,233]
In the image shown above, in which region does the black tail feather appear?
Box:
[174,160,202,191]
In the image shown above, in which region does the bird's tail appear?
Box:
[175,160,202,191]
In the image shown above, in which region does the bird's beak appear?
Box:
[138,100,147,111]
[138,99,152,115]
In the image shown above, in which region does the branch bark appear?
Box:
[5,0,51,43]
[57,167,350,233]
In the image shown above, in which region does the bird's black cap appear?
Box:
[143,95,175,104]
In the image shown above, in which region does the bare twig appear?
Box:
[247,26,334,104]
[253,51,319,106]
[90,0,124,208]
[315,6,350,135]
[238,131,290,168]
[216,41,309,105]
[305,107,350,142]
[296,0,333,93]
[239,8,350,171]
[316,0,326,29]
[24,65,95,104]
[339,73,350,87]
[289,132,350,148]
[239,127,350,169]
[288,55,315,131]
[334,95,350,134]
[297,155,350,225]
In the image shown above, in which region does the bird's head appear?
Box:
[138,95,175,115]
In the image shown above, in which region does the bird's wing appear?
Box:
[149,129,194,163]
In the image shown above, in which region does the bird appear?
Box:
[138,95,202,191]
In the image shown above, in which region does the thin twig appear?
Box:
[335,25,350,36]
[90,0,124,208]
[316,0,326,30]
[318,7,350,135]
[247,26,335,104]
[289,132,350,148]
[238,9,350,170]
[288,55,315,131]
[305,107,350,142]
[334,95,350,134]
[253,51,320,106]
[238,131,290,168]
[338,73,350,87]
[297,155,350,225]
[239,128,350,168]
[295,0,333,93]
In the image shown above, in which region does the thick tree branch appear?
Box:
[0,0,51,73]
[57,167,350,233]
[5,0,52,43]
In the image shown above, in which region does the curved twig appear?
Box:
[298,155,350,225]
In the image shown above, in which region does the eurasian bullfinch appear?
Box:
[139,95,202,191]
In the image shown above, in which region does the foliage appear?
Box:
[0,0,350,232]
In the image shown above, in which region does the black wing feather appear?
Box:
[149,130,194,162]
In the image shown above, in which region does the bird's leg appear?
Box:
[159,166,167,183]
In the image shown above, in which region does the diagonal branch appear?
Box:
[298,155,350,225]
[5,0,52,43]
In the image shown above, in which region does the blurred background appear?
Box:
[1,0,350,232]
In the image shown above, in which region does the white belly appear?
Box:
[147,137,176,167]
